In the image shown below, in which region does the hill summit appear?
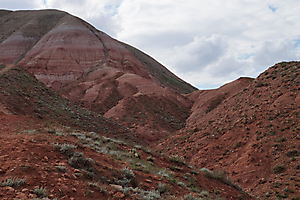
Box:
[0,9,197,143]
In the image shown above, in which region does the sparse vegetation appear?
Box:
[33,186,48,197]
[53,143,77,157]
[286,150,299,157]
[68,152,95,171]
[272,164,286,174]
[121,167,135,179]
[169,155,185,164]
[204,170,242,190]
[87,182,108,194]
[0,177,26,187]
[55,165,67,172]
[157,182,170,193]
[183,193,202,200]
[2,33,300,199]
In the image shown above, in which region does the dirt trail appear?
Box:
[0,64,15,75]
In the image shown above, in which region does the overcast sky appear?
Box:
[2,0,300,89]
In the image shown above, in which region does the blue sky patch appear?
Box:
[238,53,254,60]
[293,37,300,48]
[268,5,277,12]
[104,5,119,16]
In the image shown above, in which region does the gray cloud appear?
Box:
[172,34,228,72]
[253,40,297,67]
[44,0,122,36]
[2,0,300,89]
[125,31,193,51]
[1,0,43,10]
[210,56,250,78]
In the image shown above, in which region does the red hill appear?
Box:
[0,9,196,143]
[156,61,300,199]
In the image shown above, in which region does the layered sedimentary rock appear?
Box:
[0,9,197,142]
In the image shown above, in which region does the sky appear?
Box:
[2,0,300,89]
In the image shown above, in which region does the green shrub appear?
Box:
[277,137,286,142]
[157,168,171,178]
[139,189,161,199]
[81,169,96,179]
[53,143,77,157]
[272,164,286,174]
[0,177,26,187]
[183,193,201,200]
[204,170,242,190]
[190,170,199,175]
[147,156,154,162]
[177,181,186,188]
[88,182,107,194]
[157,183,170,193]
[121,167,135,179]
[286,150,299,157]
[68,152,94,171]
[204,170,227,180]
[55,165,67,172]
[169,156,185,164]
[118,167,138,187]
[33,186,48,197]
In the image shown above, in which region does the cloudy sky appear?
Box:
[2,0,300,89]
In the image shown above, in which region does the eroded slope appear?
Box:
[0,9,197,142]
[156,62,300,199]
[0,65,251,199]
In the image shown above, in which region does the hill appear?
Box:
[1,8,300,199]
[0,65,251,199]
[156,61,300,199]
[0,9,196,143]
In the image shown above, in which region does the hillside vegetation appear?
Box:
[156,61,300,199]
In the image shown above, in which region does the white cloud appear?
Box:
[172,34,228,72]
[210,56,251,78]
[253,39,297,67]
[44,0,122,36]
[1,0,44,10]
[2,0,300,89]
[113,0,300,89]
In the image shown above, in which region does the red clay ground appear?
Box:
[0,9,299,200]
[156,61,300,199]
[0,113,251,199]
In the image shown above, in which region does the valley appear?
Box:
[0,9,299,199]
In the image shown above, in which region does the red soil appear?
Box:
[0,113,251,199]
[156,62,300,199]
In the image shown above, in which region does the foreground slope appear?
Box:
[156,61,300,199]
[0,9,196,143]
[0,115,252,200]
[0,66,251,199]
[0,64,134,140]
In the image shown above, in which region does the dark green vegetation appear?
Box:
[49,127,250,199]
[0,65,134,141]
[121,95,190,131]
